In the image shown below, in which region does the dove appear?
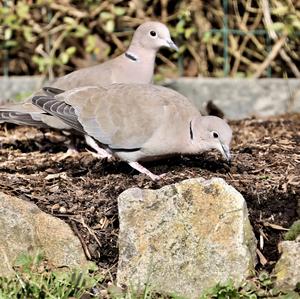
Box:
[32,84,232,180]
[0,21,178,128]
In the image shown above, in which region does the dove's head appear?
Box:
[191,116,233,161]
[131,21,178,52]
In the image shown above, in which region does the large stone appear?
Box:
[117,178,257,298]
[165,78,300,119]
[273,241,300,290]
[0,192,88,276]
[1,77,300,119]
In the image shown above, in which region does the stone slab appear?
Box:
[165,78,300,119]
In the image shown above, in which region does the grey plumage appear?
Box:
[32,84,232,180]
[0,21,177,129]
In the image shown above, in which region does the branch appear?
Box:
[253,35,286,78]
[261,0,300,78]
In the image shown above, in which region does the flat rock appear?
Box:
[0,191,88,276]
[273,241,300,290]
[165,78,300,119]
[117,177,257,298]
[1,77,300,119]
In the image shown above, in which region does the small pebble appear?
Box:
[59,206,67,213]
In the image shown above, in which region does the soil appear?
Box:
[0,114,299,277]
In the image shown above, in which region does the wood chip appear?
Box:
[256,249,268,266]
[263,222,289,231]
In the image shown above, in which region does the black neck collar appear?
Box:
[189,120,194,140]
[125,52,138,62]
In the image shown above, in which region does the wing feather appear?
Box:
[32,96,85,133]
[42,86,65,96]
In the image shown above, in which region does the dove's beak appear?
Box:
[166,39,179,51]
[220,143,231,162]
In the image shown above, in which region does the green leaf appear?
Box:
[114,6,126,16]
[175,20,186,34]
[66,46,76,55]
[272,6,289,16]
[100,11,113,21]
[203,31,212,43]
[16,2,30,19]
[3,14,18,27]
[63,16,76,26]
[23,26,35,42]
[104,19,115,33]
[74,24,89,37]
[59,47,76,65]
[4,40,18,48]
[4,28,12,40]
[270,22,286,32]
[59,52,70,64]
[292,19,300,30]
[32,55,50,72]
[0,7,11,15]
[234,72,246,78]
[85,34,97,53]
[215,32,222,41]
[184,27,196,39]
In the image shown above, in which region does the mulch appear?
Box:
[0,113,299,277]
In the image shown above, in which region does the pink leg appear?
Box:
[85,135,113,160]
[56,143,79,161]
[128,161,164,181]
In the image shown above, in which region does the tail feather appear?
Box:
[0,110,48,127]
[0,88,67,128]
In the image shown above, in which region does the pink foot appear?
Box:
[128,161,164,181]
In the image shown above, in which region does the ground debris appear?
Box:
[0,114,299,275]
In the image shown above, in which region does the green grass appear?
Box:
[13,91,33,102]
[0,251,102,299]
[200,273,299,299]
[0,253,299,299]
[284,220,300,241]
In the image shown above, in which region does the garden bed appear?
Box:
[0,113,299,277]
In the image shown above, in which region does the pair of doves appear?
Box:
[0,21,232,180]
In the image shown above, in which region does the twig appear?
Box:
[71,217,102,248]
[157,53,177,69]
[216,41,257,69]
[110,33,126,52]
[186,43,203,71]
[160,0,168,23]
[90,2,110,18]
[231,2,265,75]
[261,0,300,78]
[253,35,286,78]
[49,2,87,18]
[70,221,92,260]
[256,248,268,265]
[263,222,289,231]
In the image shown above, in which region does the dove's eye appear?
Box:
[212,131,219,138]
[149,30,157,37]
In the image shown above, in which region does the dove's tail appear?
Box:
[0,110,48,127]
[0,87,65,128]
